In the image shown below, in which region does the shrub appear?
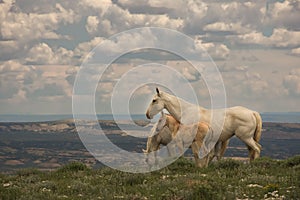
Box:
[17,168,42,176]
[281,155,300,167]
[211,159,242,170]
[56,162,89,173]
[0,186,21,200]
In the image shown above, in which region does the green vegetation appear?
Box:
[0,156,299,199]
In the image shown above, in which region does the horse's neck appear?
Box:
[165,115,180,133]
[162,92,206,123]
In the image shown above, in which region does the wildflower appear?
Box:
[3,183,10,187]
[247,183,263,188]
[42,187,51,192]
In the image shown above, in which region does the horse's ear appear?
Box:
[161,111,165,117]
[156,87,160,97]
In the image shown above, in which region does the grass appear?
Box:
[0,156,299,199]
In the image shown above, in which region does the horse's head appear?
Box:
[146,88,165,119]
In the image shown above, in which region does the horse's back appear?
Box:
[225,106,256,123]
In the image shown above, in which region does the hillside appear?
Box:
[0,157,299,199]
[0,120,299,173]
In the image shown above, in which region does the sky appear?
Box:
[0,0,299,115]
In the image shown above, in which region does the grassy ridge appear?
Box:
[0,156,299,199]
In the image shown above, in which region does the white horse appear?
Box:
[146,88,262,161]
[143,112,215,167]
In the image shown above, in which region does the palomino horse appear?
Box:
[146,88,262,161]
[143,112,216,167]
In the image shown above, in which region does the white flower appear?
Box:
[3,183,10,187]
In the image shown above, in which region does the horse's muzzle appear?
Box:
[146,111,151,119]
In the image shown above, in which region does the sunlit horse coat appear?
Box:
[146,88,262,161]
[144,112,217,167]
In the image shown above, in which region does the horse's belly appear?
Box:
[219,130,234,141]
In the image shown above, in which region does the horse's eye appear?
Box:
[152,99,157,103]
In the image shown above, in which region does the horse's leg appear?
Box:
[214,141,223,161]
[212,140,229,163]
[219,140,229,159]
[166,144,174,157]
[248,142,262,160]
[235,126,261,161]
[207,149,215,166]
[191,142,204,167]
[176,137,184,156]
[239,136,261,161]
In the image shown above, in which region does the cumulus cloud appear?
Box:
[0,0,299,113]
[73,37,104,63]
[232,28,300,48]
[26,43,73,65]
[78,0,111,14]
[85,16,99,35]
[0,61,73,111]
[203,22,251,34]
[267,0,300,31]
[82,3,183,37]
[0,60,37,99]
[0,2,76,42]
[196,38,230,60]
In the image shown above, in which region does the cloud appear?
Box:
[65,66,79,85]
[0,0,299,114]
[85,16,99,35]
[196,39,230,60]
[82,3,183,37]
[0,40,21,60]
[166,60,202,82]
[220,64,248,72]
[26,43,74,65]
[0,3,76,42]
[232,28,300,48]
[267,0,300,31]
[283,68,300,97]
[223,69,269,97]
[73,37,104,63]
[290,47,300,56]
[0,60,37,99]
[245,72,269,94]
[78,0,111,14]
[30,83,66,97]
[203,22,251,34]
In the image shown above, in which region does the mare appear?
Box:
[146,88,262,161]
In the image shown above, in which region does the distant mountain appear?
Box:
[0,112,299,123]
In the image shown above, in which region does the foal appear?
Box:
[144,112,222,167]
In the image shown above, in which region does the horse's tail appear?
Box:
[248,111,262,160]
[253,112,262,142]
